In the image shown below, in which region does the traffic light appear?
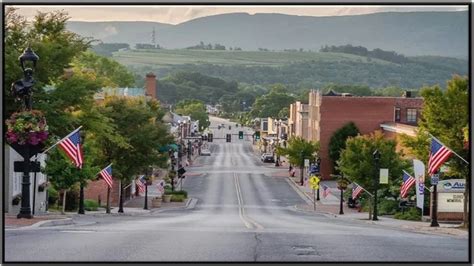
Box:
[239,131,243,139]
[255,131,260,140]
[226,134,231,142]
[208,133,213,142]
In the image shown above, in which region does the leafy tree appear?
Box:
[276,136,319,185]
[337,131,408,201]
[43,142,99,213]
[4,8,90,117]
[328,122,360,174]
[96,97,173,212]
[175,100,210,131]
[400,75,469,226]
[72,51,135,87]
[249,89,295,118]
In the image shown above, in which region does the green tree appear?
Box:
[400,75,469,226]
[328,122,360,175]
[338,131,408,201]
[43,142,99,214]
[175,100,210,131]
[96,97,173,212]
[276,136,319,185]
[71,51,135,87]
[249,89,295,118]
[4,8,90,117]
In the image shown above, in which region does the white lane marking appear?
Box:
[60,230,95,233]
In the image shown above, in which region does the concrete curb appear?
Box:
[151,197,198,213]
[5,218,76,230]
[285,176,314,206]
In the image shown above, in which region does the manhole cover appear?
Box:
[292,246,316,256]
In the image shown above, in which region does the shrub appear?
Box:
[48,187,59,206]
[84,199,100,211]
[170,194,185,202]
[378,199,399,215]
[172,190,188,198]
[394,207,421,221]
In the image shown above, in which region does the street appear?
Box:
[4,118,468,262]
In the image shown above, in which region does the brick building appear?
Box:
[307,90,423,180]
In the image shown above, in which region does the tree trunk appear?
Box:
[61,190,67,215]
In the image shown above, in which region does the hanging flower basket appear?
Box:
[5,110,49,146]
[12,194,21,205]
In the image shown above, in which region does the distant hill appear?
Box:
[114,49,468,89]
[67,11,468,58]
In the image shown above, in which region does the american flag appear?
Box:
[400,171,416,198]
[428,138,453,175]
[135,175,146,195]
[157,180,165,194]
[322,185,330,198]
[58,128,83,168]
[99,164,113,188]
[352,183,363,200]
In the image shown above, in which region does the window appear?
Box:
[262,121,268,131]
[394,107,401,122]
[407,108,417,123]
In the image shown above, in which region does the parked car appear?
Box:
[201,149,211,156]
[261,153,275,163]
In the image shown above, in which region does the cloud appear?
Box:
[12,5,468,25]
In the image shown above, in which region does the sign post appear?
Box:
[309,176,320,211]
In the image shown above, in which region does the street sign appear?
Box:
[310,184,319,190]
[309,176,320,189]
[379,168,389,184]
[304,159,310,167]
[255,131,260,140]
[431,174,439,185]
[309,164,320,174]
[239,131,243,139]
[14,161,41,173]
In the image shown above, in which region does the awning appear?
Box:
[158,143,179,152]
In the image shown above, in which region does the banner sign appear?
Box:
[413,159,425,211]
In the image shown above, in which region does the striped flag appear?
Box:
[135,175,146,195]
[157,180,165,194]
[57,128,83,168]
[99,164,113,188]
[400,171,416,198]
[428,138,453,175]
[322,185,330,198]
[352,183,363,200]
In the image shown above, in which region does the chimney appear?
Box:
[145,72,157,99]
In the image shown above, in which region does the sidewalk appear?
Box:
[277,165,468,239]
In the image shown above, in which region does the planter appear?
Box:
[162,194,172,203]
[151,197,162,208]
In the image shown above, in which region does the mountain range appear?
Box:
[66,11,468,58]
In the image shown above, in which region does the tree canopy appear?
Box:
[328,122,360,174]
[276,136,319,168]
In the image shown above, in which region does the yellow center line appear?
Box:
[234,172,264,230]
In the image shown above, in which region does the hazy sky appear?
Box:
[12,5,468,25]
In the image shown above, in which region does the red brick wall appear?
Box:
[84,178,121,206]
[319,96,423,180]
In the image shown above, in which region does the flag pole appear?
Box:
[429,133,469,165]
[97,163,113,177]
[353,182,373,197]
[41,126,83,155]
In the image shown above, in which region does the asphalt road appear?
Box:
[4,117,469,262]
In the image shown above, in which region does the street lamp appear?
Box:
[336,175,349,215]
[430,170,440,227]
[12,46,41,219]
[316,157,321,201]
[372,149,381,221]
[300,151,304,186]
[275,119,282,166]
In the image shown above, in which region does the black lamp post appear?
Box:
[372,149,381,221]
[275,119,281,167]
[337,175,348,215]
[430,171,440,227]
[12,46,40,219]
[316,157,321,201]
[300,151,304,186]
